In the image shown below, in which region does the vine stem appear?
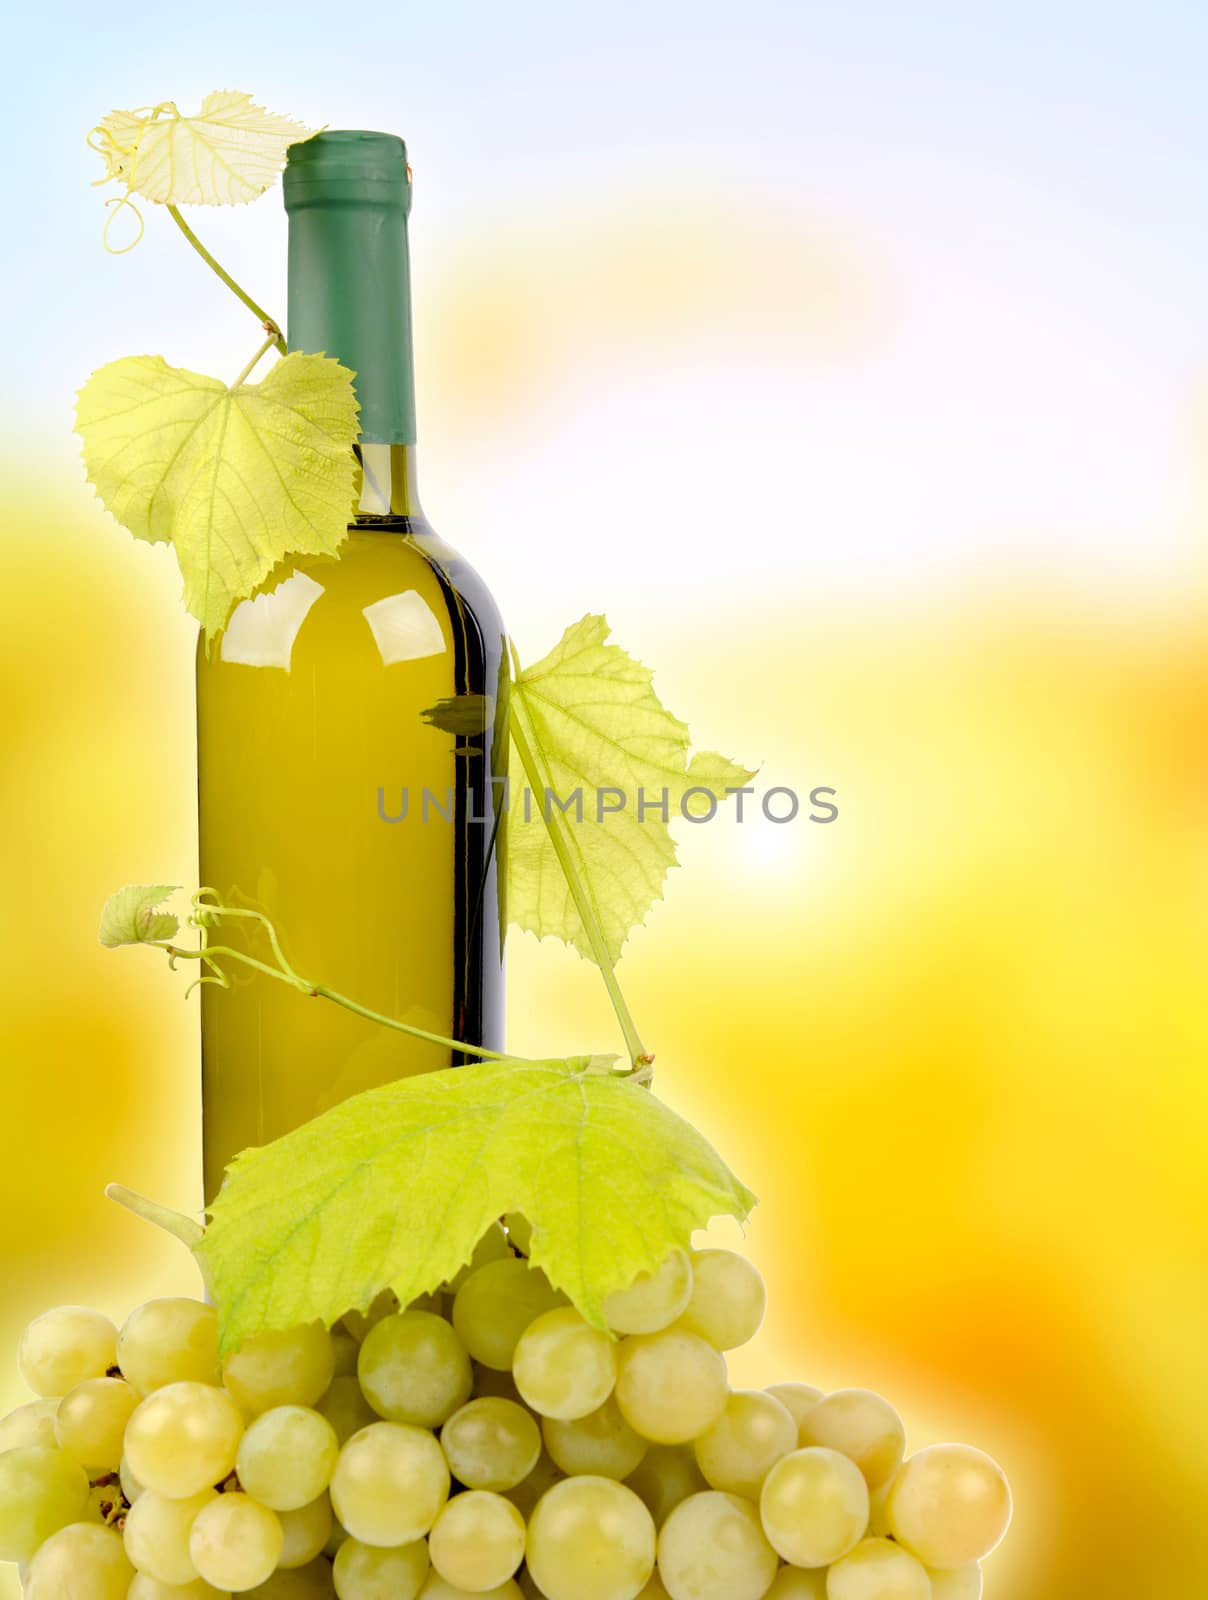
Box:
[105,1184,204,1249]
[167,205,287,354]
[507,653,650,1071]
[161,930,517,1066]
[194,895,300,981]
[230,332,280,389]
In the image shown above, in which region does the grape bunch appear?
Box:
[0,1225,1012,1599]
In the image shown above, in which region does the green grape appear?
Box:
[124,1381,245,1498]
[827,1537,932,1600]
[886,1446,1011,1570]
[512,1308,617,1421]
[526,1476,656,1600]
[189,1493,284,1590]
[693,1389,797,1499]
[340,1293,400,1343]
[765,1384,824,1442]
[542,1394,648,1480]
[624,1444,708,1528]
[446,1222,513,1292]
[123,1489,218,1585]
[797,1392,906,1491]
[128,1575,230,1599]
[759,1448,869,1569]
[504,1213,532,1256]
[452,1260,564,1371]
[503,1452,566,1519]
[223,1323,335,1416]
[418,1576,523,1599]
[23,1520,134,1598]
[428,1489,526,1590]
[765,1569,828,1598]
[603,1251,694,1337]
[18,1308,119,1398]
[0,1445,89,1562]
[0,1399,60,1452]
[674,1252,766,1352]
[656,1490,778,1600]
[330,1421,450,1546]
[118,1301,221,1393]
[317,1376,378,1445]
[55,1376,140,1469]
[331,1333,361,1378]
[440,1397,542,1491]
[120,1453,146,1506]
[236,1406,340,1510]
[246,1560,338,1597]
[332,1533,429,1598]
[614,1330,728,1445]
[927,1565,982,1599]
[278,1494,333,1567]
[471,1365,522,1403]
[358,1312,472,1428]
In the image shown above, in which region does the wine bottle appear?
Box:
[196,131,506,1202]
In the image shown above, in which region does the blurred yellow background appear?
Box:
[4,3,1208,1596]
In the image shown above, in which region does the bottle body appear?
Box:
[197,517,506,1199]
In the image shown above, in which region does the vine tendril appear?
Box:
[101,194,145,255]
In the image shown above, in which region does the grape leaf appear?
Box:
[89,92,314,206]
[76,351,359,641]
[99,885,180,948]
[509,615,755,962]
[196,1057,756,1354]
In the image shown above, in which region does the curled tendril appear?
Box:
[102,194,145,255]
[190,886,225,929]
[186,888,228,995]
[86,124,134,187]
[88,101,178,252]
[87,101,178,183]
[184,968,230,1000]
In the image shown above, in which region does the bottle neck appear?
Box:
[355,443,423,520]
[285,150,417,450]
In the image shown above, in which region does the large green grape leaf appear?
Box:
[509,615,755,962]
[76,351,359,641]
[197,1058,756,1354]
[90,92,314,206]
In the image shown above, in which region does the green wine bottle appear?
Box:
[196,131,506,1202]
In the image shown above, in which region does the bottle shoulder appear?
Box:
[199,522,505,674]
[394,519,506,642]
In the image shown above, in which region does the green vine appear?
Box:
[160,890,526,1069]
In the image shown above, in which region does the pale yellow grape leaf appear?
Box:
[509,615,756,962]
[196,1057,756,1353]
[98,885,180,948]
[90,92,314,206]
[76,351,359,640]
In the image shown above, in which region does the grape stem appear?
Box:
[105,1183,204,1248]
[229,331,280,389]
[507,641,651,1074]
[166,205,288,354]
[157,890,520,1065]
